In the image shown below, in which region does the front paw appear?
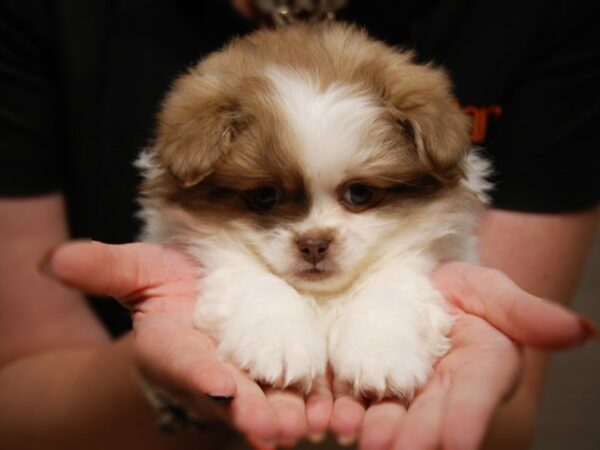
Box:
[193,270,327,391]
[329,303,452,399]
[217,316,327,392]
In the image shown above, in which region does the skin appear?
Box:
[44,243,589,449]
[0,195,228,449]
[2,194,591,449]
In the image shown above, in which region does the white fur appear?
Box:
[138,66,490,397]
[265,66,382,191]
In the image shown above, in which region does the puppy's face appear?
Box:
[142,24,476,295]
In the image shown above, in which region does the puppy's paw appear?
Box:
[218,315,327,392]
[329,301,452,399]
[194,271,327,392]
[329,338,435,400]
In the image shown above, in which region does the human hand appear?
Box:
[328,262,596,450]
[46,241,332,447]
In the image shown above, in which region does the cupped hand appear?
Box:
[329,262,596,450]
[46,241,330,448]
[47,242,595,449]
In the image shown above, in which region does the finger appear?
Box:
[393,378,447,450]
[134,319,236,401]
[141,336,276,445]
[433,262,597,349]
[305,374,333,442]
[224,364,279,445]
[330,396,365,446]
[330,379,366,446]
[45,241,199,306]
[359,399,406,450]
[264,388,307,447]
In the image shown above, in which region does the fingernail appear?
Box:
[308,432,326,443]
[207,395,234,405]
[578,315,599,343]
[38,246,58,278]
[337,434,356,446]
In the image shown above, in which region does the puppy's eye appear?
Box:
[340,183,384,211]
[243,185,281,212]
[344,183,373,205]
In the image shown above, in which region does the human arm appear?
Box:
[0,194,232,449]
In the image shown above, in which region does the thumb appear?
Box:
[42,240,196,306]
[433,261,598,350]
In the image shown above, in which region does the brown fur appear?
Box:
[142,22,472,226]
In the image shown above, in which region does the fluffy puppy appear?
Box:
[137,23,489,399]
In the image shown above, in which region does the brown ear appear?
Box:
[152,73,251,187]
[384,63,471,183]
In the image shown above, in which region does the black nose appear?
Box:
[297,236,331,264]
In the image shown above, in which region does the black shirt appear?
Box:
[1,0,599,335]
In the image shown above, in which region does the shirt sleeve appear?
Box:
[487,1,600,213]
[0,0,62,196]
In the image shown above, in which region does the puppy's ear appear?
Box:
[153,73,251,187]
[384,63,471,183]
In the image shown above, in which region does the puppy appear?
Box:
[137,23,489,399]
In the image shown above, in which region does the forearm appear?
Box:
[478,207,598,449]
[0,334,232,450]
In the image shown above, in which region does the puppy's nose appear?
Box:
[297,236,331,264]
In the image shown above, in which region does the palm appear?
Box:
[437,312,519,391]
[331,263,587,450]
[412,310,521,448]
[49,242,319,446]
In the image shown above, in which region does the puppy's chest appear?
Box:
[310,295,354,332]
[298,269,401,329]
